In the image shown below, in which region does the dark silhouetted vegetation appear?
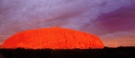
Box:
[0,47,135,58]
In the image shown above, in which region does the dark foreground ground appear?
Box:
[0,47,135,58]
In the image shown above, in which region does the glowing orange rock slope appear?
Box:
[0,45,2,48]
[2,27,104,49]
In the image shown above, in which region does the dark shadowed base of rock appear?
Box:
[0,47,135,58]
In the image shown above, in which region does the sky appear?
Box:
[0,0,135,47]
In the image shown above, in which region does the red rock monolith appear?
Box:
[2,27,104,49]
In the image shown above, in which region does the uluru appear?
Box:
[1,27,104,49]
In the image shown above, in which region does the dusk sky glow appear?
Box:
[0,0,135,47]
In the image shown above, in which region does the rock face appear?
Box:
[2,27,104,49]
[0,45,2,48]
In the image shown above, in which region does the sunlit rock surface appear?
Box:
[2,27,104,49]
